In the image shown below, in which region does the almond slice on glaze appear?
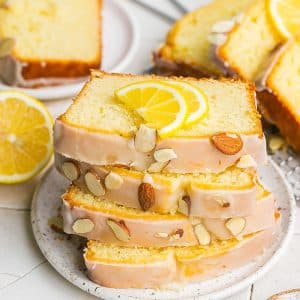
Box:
[61,161,80,181]
[154,148,177,163]
[85,170,105,196]
[138,183,155,211]
[134,125,157,153]
[213,195,230,208]
[72,218,94,234]
[178,195,191,216]
[169,229,184,241]
[147,161,169,172]
[211,133,243,155]
[225,217,246,236]
[155,232,169,238]
[105,171,124,190]
[106,219,130,242]
[194,223,211,246]
[236,154,257,169]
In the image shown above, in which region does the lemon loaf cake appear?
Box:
[56,153,259,218]
[0,0,101,87]
[84,226,277,288]
[54,71,267,174]
[62,185,275,247]
[154,0,253,77]
[215,0,282,81]
[258,37,300,152]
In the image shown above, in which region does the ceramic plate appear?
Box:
[0,0,138,100]
[31,159,295,300]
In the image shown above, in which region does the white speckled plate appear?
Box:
[31,159,295,300]
[0,0,138,100]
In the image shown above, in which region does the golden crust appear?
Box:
[258,38,300,153]
[153,50,212,78]
[258,89,300,152]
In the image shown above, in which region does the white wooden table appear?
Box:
[0,1,300,299]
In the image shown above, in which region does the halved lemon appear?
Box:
[167,81,208,125]
[0,91,53,183]
[115,81,187,137]
[267,0,300,39]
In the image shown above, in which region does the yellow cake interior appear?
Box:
[218,0,282,81]
[0,0,101,62]
[62,71,262,138]
[158,0,253,76]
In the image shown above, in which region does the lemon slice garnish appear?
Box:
[167,81,208,126]
[0,91,53,183]
[115,81,187,137]
[267,0,300,39]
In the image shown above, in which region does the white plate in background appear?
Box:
[31,159,295,300]
[0,0,138,100]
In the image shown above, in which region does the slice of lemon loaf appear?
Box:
[54,71,267,174]
[216,0,282,81]
[0,0,101,87]
[56,152,259,218]
[258,37,300,152]
[154,0,253,77]
[62,185,276,247]
[84,226,277,288]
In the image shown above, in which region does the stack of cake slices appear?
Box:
[54,70,279,288]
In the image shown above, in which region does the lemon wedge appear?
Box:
[0,91,53,183]
[115,81,187,137]
[267,0,300,39]
[168,81,208,125]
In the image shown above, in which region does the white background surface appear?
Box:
[0,0,300,299]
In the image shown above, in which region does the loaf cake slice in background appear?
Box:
[153,0,253,77]
[216,0,282,81]
[54,71,267,174]
[84,225,277,288]
[62,185,276,247]
[0,0,101,87]
[258,36,300,152]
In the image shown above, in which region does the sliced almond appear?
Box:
[138,182,155,211]
[211,132,243,155]
[194,224,211,246]
[155,232,169,238]
[268,135,286,153]
[207,33,227,46]
[147,161,169,172]
[142,173,153,184]
[211,20,235,33]
[236,154,257,169]
[225,217,246,236]
[105,171,123,190]
[85,170,105,196]
[213,195,230,208]
[61,161,81,181]
[0,38,14,58]
[177,195,191,216]
[190,216,202,226]
[106,219,130,242]
[72,218,94,234]
[134,125,157,152]
[154,148,177,163]
[169,228,184,241]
